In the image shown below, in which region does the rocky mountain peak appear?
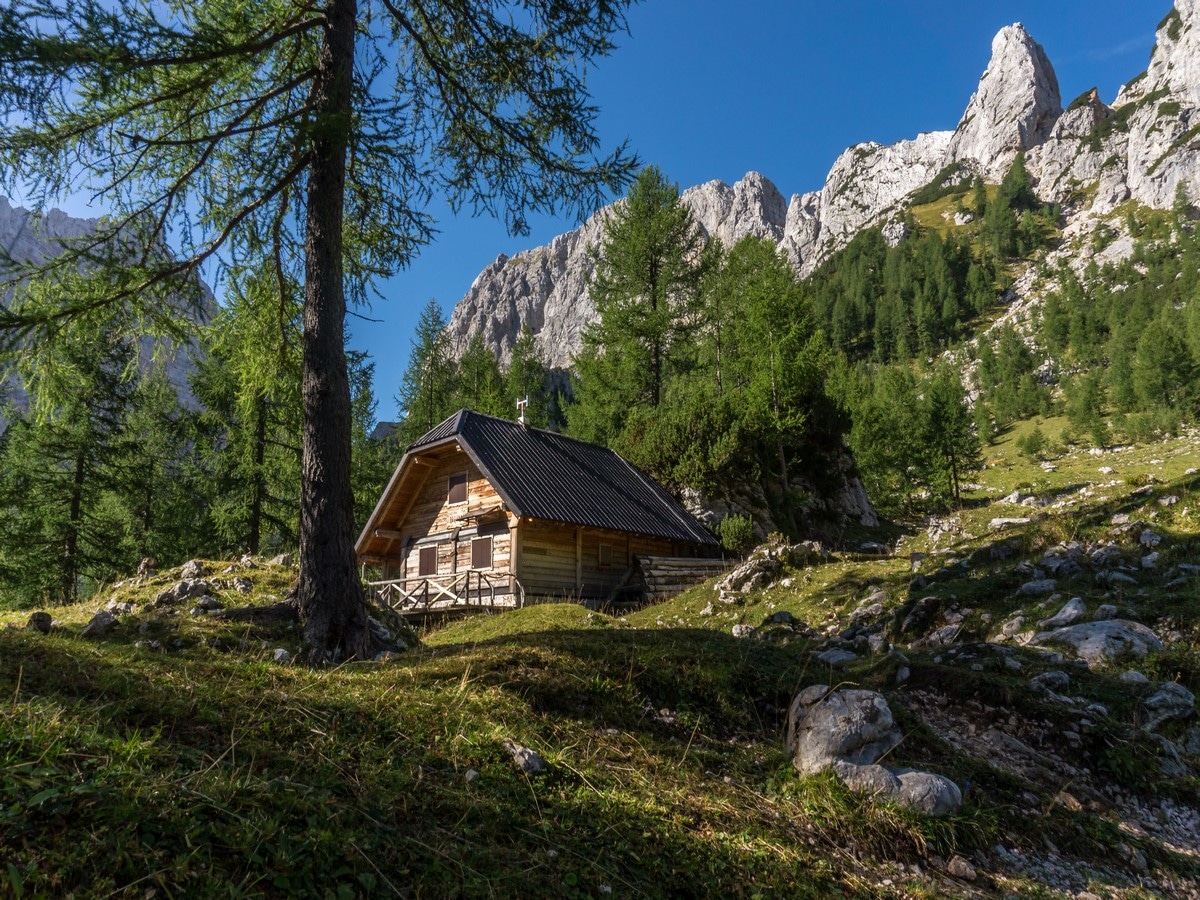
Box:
[680,171,789,245]
[1144,1,1200,106]
[0,196,210,414]
[948,23,1062,179]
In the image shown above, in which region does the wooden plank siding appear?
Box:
[518,519,679,600]
[369,449,512,581]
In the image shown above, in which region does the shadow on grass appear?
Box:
[0,627,866,898]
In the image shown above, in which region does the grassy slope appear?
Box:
[1,425,1198,898]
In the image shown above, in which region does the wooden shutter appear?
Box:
[418,545,438,576]
[598,543,612,568]
[471,537,492,569]
[448,472,467,504]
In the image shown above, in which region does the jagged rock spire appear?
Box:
[948,23,1062,179]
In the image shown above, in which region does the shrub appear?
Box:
[717,514,756,556]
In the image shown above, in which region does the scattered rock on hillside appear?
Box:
[81,610,118,638]
[25,611,52,634]
[897,596,941,637]
[787,685,961,816]
[180,559,209,579]
[787,685,900,774]
[1143,682,1196,731]
[1030,670,1070,693]
[502,739,547,776]
[815,648,858,665]
[1039,597,1085,628]
[154,580,211,607]
[269,553,294,567]
[717,556,781,596]
[1030,620,1163,668]
[1017,578,1057,597]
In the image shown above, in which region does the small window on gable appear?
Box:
[418,545,438,577]
[598,543,612,568]
[471,537,492,569]
[448,472,468,504]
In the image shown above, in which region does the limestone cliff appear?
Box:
[0,197,211,414]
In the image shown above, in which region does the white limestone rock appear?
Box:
[1119,2,1200,211]
[1031,620,1163,668]
[797,131,953,274]
[681,171,789,247]
[947,24,1063,180]
[444,172,788,371]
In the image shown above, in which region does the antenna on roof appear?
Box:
[516,396,529,426]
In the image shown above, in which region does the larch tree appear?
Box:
[0,0,637,660]
[570,165,709,445]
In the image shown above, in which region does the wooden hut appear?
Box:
[356,409,721,613]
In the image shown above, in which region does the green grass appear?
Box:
[2,422,1199,896]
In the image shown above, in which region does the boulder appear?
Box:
[1039,597,1085,628]
[81,610,118,638]
[786,686,901,775]
[25,611,52,635]
[788,686,961,816]
[179,559,209,580]
[893,768,963,817]
[898,596,941,636]
[1030,620,1163,668]
[1017,578,1057,597]
[154,579,211,607]
[718,556,781,594]
[1143,682,1195,731]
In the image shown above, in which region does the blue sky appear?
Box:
[359,0,1168,420]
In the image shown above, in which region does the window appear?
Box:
[598,543,612,568]
[471,537,492,569]
[418,545,438,577]
[448,472,467,504]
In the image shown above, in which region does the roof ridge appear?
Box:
[454,408,630,455]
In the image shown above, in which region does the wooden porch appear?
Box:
[366,570,524,619]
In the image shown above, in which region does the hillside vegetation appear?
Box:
[2,420,1197,897]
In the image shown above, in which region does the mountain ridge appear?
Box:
[446,1,1200,371]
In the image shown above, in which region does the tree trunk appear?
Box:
[249,393,267,555]
[63,449,86,604]
[294,0,373,662]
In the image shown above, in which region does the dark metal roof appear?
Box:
[408,409,718,546]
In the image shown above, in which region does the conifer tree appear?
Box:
[504,326,552,427]
[571,166,710,444]
[454,335,506,417]
[396,299,458,444]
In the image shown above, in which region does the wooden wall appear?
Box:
[519,519,679,600]
[380,449,512,582]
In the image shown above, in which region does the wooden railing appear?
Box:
[366,570,521,614]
